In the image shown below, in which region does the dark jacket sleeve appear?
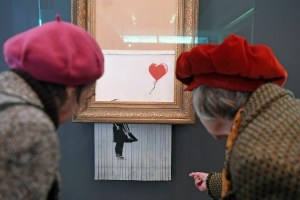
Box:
[206,172,222,200]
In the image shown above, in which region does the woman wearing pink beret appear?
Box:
[176,34,300,199]
[0,15,104,199]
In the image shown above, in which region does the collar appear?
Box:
[0,71,44,108]
[239,83,293,132]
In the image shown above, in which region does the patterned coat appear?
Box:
[206,83,300,199]
[0,71,60,199]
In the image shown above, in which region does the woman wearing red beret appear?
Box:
[176,34,300,199]
[0,15,104,199]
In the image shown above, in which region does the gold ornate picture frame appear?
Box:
[71,0,198,124]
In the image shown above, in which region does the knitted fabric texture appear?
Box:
[206,172,222,200]
[0,71,60,199]
[225,83,300,199]
[205,83,300,199]
[222,109,244,199]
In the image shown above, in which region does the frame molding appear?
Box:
[71,0,198,124]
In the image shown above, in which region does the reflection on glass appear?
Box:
[37,0,55,25]
[38,0,42,25]
[198,0,256,44]
[121,36,209,44]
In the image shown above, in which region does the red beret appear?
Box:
[3,15,104,86]
[176,34,287,91]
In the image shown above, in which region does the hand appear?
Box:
[189,172,208,192]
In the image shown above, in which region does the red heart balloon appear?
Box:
[149,63,168,81]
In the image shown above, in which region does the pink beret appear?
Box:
[3,15,104,86]
[176,34,287,92]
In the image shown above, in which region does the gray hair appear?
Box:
[192,85,251,120]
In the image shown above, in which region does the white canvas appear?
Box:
[95,50,175,102]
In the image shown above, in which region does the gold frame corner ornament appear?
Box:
[71,0,198,124]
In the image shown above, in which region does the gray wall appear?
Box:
[1,0,300,200]
[253,0,300,98]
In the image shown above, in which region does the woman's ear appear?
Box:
[57,86,76,124]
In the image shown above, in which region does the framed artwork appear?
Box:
[71,0,198,124]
